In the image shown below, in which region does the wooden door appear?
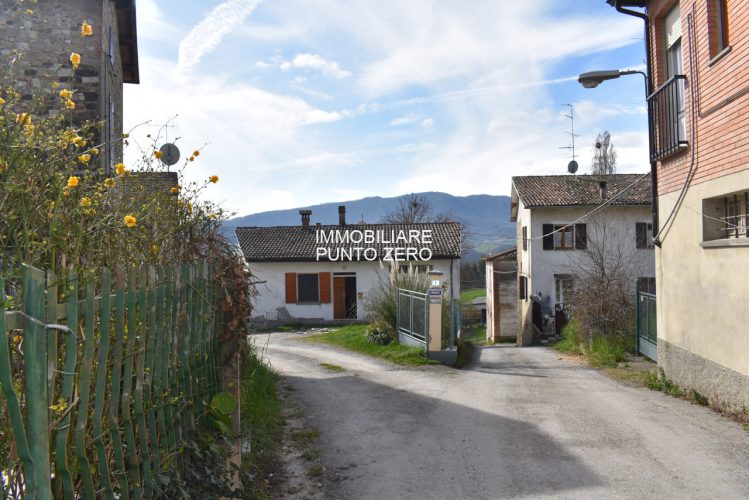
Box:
[333,277,346,319]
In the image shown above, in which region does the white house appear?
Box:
[510,174,656,346]
[236,207,461,323]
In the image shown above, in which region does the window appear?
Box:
[637,277,656,295]
[522,226,528,251]
[702,191,749,241]
[664,5,686,142]
[636,222,654,248]
[555,274,574,306]
[709,0,729,56]
[297,274,319,303]
[542,223,586,250]
[519,276,527,301]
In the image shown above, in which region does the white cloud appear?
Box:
[178,0,263,72]
[388,112,421,126]
[421,118,434,129]
[135,0,183,42]
[289,53,352,78]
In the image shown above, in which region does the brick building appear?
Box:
[612,0,749,411]
[0,0,139,174]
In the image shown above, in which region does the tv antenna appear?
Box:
[559,103,580,174]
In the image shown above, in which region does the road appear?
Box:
[256,331,749,499]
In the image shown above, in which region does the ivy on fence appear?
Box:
[0,261,222,499]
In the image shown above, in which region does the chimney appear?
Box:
[599,181,608,200]
[338,205,346,226]
[300,210,312,230]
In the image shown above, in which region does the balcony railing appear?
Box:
[647,75,688,161]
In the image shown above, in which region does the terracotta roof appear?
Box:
[512,174,651,208]
[236,222,462,262]
[482,247,517,261]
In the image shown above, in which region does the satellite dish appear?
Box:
[159,143,180,166]
[568,160,579,174]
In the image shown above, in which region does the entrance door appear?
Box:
[333,275,357,319]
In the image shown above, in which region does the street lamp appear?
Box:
[578,69,648,95]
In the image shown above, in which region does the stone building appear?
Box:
[0,0,139,174]
[483,248,518,343]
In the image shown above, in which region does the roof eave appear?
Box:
[116,0,139,84]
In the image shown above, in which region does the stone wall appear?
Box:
[0,0,125,173]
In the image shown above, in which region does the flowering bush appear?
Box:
[0,8,232,285]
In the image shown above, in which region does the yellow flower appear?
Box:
[26,9,33,15]
[209,175,219,183]
[104,178,115,188]
[81,21,93,37]
[59,89,72,99]
[71,135,83,145]
[151,243,159,254]
[90,148,99,155]
[80,140,87,148]
[123,215,137,228]
[79,197,91,207]
[170,186,180,194]
[122,133,129,139]
[13,335,22,345]
[65,99,75,110]
[69,52,81,69]
[193,150,200,157]
[187,202,193,213]
[52,82,60,89]
[16,113,30,126]
[154,150,163,159]
[78,154,91,163]
[0,97,5,106]
[115,162,126,175]
[209,213,217,220]
[67,176,79,188]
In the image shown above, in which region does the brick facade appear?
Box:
[0,0,136,175]
[647,0,749,195]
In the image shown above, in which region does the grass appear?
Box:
[304,324,437,366]
[240,350,284,499]
[290,429,320,445]
[742,423,749,433]
[309,464,325,478]
[319,362,346,372]
[460,326,487,346]
[460,288,486,304]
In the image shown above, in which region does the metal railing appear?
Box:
[397,288,428,346]
[636,288,657,361]
[648,75,688,161]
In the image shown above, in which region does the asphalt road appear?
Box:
[256,331,749,499]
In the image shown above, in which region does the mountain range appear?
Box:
[223,192,515,261]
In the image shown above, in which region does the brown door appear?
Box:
[333,277,346,319]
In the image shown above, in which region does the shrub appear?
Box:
[455,338,475,368]
[366,320,393,345]
[365,263,428,331]
[554,317,583,354]
[587,336,628,368]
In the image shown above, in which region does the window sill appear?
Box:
[653,144,689,162]
[700,238,749,249]
[708,45,732,67]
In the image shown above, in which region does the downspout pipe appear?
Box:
[613,0,660,242]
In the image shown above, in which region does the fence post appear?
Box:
[23,264,52,499]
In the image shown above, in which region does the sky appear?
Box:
[124,0,649,217]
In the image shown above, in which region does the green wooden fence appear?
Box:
[0,261,221,499]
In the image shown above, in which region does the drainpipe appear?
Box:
[613,0,660,242]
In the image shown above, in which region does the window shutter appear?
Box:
[664,5,682,49]
[319,272,331,303]
[522,226,528,251]
[636,222,647,248]
[542,224,554,250]
[575,224,587,250]
[285,272,297,304]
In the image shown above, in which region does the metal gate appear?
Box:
[397,288,428,349]
[636,290,657,361]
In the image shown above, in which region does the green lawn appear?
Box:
[303,324,437,366]
[461,326,487,345]
[460,288,486,304]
